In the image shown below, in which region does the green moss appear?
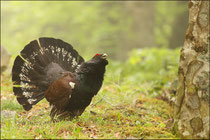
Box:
[172,121,181,137]
[190,117,203,133]
[187,84,197,95]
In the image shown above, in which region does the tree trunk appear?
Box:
[174,0,209,139]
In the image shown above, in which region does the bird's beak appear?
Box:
[101,53,107,59]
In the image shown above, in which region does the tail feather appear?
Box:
[12,56,45,85]
[12,37,84,111]
[39,37,84,71]
[20,40,50,67]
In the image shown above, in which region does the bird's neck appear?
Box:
[76,70,105,96]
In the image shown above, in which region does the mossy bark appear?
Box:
[174,0,209,139]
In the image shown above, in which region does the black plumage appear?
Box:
[12,37,108,120]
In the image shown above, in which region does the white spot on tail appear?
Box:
[75,65,81,72]
[23,92,33,98]
[21,65,29,74]
[72,58,77,67]
[20,81,29,87]
[27,98,37,104]
[62,48,67,55]
[55,46,60,58]
[19,73,31,82]
[66,53,73,62]
[69,94,71,99]
[23,62,33,70]
[50,46,55,54]
[57,47,61,53]
[69,82,75,89]
[30,51,38,60]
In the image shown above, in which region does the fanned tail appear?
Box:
[12,37,84,111]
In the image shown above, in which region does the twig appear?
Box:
[102,96,115,107]
[91,95,116,108]
[91,98,104,107]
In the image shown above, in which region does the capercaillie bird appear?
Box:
[12,37,108,120]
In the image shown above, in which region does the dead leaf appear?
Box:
[35,134,42,139]
[114,132,121,138]
[27,112,33,119]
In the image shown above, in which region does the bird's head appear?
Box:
[77,53,108,75]
[91,53,108,66]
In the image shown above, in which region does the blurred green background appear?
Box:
[2,1,187,60]
[1,1,188,90]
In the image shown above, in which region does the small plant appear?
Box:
[73,127,82,138]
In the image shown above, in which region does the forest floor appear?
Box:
[1,71,178,139]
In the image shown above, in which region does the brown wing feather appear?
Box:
[45,72,76,110]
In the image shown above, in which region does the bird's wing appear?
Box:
[44,72,76,110]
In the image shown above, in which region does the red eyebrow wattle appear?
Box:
[94,53,100,57]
